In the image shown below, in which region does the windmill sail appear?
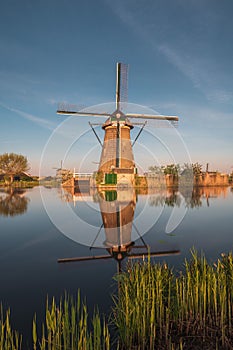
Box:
[116,63,128,111]
[57,103,111,117]
[126,113,178,121]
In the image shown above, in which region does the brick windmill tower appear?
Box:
[57,63,178,186]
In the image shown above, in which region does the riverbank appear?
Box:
[0,180,39,188]
[1,250,232,349]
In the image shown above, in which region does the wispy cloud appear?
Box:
[0,69,43,86]
[0,69,56,101]
[159,45,201,88]
[158,44,233,103]
[0,102,55,130]
[107,0,233,104]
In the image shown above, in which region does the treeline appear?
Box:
[148,162,206,176]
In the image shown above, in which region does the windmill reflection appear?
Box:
[98,189,136,261]
[0,188,30,217]
[58,188,179,272]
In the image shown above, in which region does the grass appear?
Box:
[113,249,233,349]
[33,292,110,350]
[0,306,22,350]
[1,251,233,349]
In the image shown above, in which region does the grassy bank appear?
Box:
[0,181,39,188]
[1,251,233,349]
[114,250,233,349]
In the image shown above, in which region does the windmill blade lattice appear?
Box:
[116,63,128,111]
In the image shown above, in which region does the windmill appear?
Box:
[57,63,179,186]
[58,188,180,272]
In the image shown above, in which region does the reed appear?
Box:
[33,291,110,350]
[0,305,22,350]
[113,250,233,349]
[1,251,232,349]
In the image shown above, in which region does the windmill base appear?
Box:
[116,173,135,187]
[101,168,136,187]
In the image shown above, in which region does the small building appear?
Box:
[0,172,33,182]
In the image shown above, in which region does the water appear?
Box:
[0,185,232,347]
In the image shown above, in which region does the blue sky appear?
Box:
[0,0,233,175]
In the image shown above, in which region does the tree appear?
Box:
[148,165,164,174]
[192,162,202,176]
[163,164,180,176]
[0,188,29,216]
[0,153,30,184]
[55,168,73,183]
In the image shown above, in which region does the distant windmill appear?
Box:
[57,63,179,186]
